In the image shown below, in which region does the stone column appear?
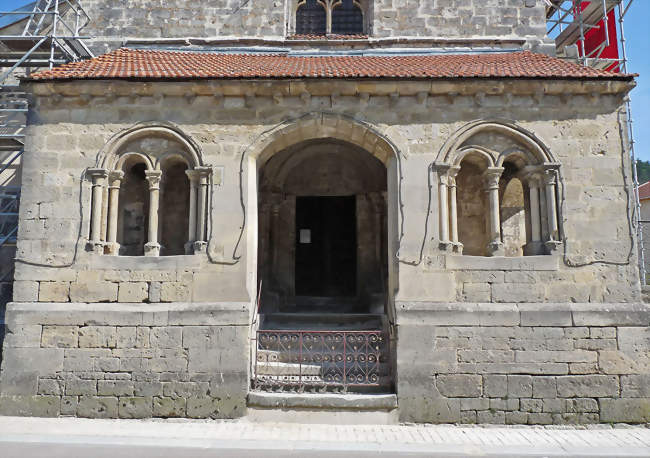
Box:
[522,169,544,256]
[484,167,505,257]
[106,170,124,256]
[434,164,451,251]
[193,166,212,254]
[544,166,562,253]
[185,170,199,254]
[144,170,162,257]
[448,166,463,254]
[87,168,108,254]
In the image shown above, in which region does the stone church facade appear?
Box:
[1,0,649,424]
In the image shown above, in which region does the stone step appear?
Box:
[260,313,384,331]
[247,392,398,424]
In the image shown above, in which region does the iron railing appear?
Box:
[254,329,390,392]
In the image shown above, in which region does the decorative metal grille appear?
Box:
[296,0,327,35]
[254,330,390,391]
[331,0,363,35]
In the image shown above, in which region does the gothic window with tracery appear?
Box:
[296,0,327,35]
[295,0,365,36]
[331,0,363,35]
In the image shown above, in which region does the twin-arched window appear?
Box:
[295,0,364,36]
[87,127,212,257]
[435,122,562,257]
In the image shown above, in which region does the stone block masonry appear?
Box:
[80,0,550,54]
[396,302,650,425]
[0,303,250,419]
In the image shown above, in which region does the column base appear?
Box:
[545,240,563,255]
[487,241,505,257]
[193,241,208,254]
[105,242,121,256]
[85,241,104,254]
[441,241,465,255]
[144,242,161,257]
[524,241,545,256]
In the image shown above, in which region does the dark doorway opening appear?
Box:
[295,196,356,297]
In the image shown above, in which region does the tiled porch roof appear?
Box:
[27,48,635,81]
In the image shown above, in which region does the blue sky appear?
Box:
[623,1,650,161]
[2,0,649,160]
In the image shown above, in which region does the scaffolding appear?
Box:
[546,1,644,284]
[0,1,93,285]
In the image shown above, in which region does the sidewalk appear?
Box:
[0,416,649,457]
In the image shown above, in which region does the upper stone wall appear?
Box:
[81,0,549,54]
[371,0,546,40]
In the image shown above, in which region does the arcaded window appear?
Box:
[435,121,562,257]
[86,126,211,258]
[294,0,365,36]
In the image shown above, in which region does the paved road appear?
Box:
[0,416,649,457]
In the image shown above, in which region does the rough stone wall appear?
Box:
[9,79,641,306]
[80,0,549,54]
[397,303,650,424]
[82,0,286,53]
[2,77,645,422]
[371,0,546,40]
[0,303,249,418]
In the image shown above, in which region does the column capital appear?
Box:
[432,162,451,174]
[543,167,558,186]
[145,170,163,189]
[447,165,461,178]
[108,170,124,186]
[185,169,200,183]
[87,168,108,183]
[483,167,504,190]
[194,166,213,177]
[194,166,213,185]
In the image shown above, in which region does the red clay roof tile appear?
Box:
[638,181,650,200]
[27,48,634,81]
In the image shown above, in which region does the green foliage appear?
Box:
[636,160,650,184]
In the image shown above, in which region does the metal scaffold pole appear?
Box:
[546,0,644,285]
[616,0,644,284]
[0,0,93,283]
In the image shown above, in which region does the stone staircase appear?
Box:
[254,312,392,393]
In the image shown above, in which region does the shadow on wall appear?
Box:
[0,245,14,365]
[0,286,9,365]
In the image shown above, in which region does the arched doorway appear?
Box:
[251,132,394,393]
[257,139,388,314]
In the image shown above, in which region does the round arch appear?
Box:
[439,119,557,166]
[248,113,400,169]
[96,121,204,171]
[244,113,401,321]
